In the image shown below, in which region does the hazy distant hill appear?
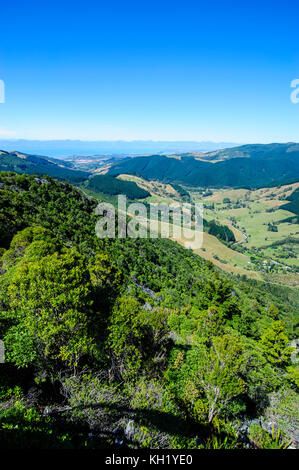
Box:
[108,143,299,188]
[0,150,90,182]
[199,142,299,162]
[0,139,239,157]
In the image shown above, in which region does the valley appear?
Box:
[114,174,299,286]
[1,146,298,286]
[0,144,298,450]
[2,0,299,452]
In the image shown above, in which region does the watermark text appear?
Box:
[290,79,299,104]
[95,195,203,250]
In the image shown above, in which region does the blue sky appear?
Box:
[0,0,298,143]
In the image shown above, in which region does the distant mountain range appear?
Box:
[0,150,89,182]
[0,139,239,157]
[1,143,299,189]
[197,142,299,162]
[108,143,299,188]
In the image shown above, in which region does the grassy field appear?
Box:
[119,177,299,285]
[117,174,181,199]
[188,182,299,286]
[116,176,263,280]
[193,233,260,280]
[80,175,299,286]
[125,210,260,280]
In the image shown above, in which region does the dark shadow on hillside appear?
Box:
[59,400,210,439]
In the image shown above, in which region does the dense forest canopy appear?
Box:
[0,150,89,183]
[83,174,150,199]
[0,172,298,449]
[108,144,299,189]
[282,188,299,217]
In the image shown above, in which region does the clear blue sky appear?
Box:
[0,0,298,143]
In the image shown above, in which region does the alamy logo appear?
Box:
[290,79,299,104]
[0,340,4,363]
[95,195,203,250]
[0,80,5,103]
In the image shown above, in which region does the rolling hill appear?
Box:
[107,143,299,188]
[0,171,298,449]
[0,150,90,182]
[281,187,299,216]
[196,142,299,162]
[83,174,150,199]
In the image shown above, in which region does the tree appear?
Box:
[108,297,145,380]
[267,305,279,320]
[196,306,224,342]
[2,244,97,372]
[107,297,169,380]
[168,334,246,423]
[260,321,293,366]
[194,335,246,422]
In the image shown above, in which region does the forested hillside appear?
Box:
[0,172,298,449]
[107,144,299,188]
[83,174,150,199]
[196,143,299,162]
[282,188,299,217]
[0,150,89,183]
[206,220,236,243]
